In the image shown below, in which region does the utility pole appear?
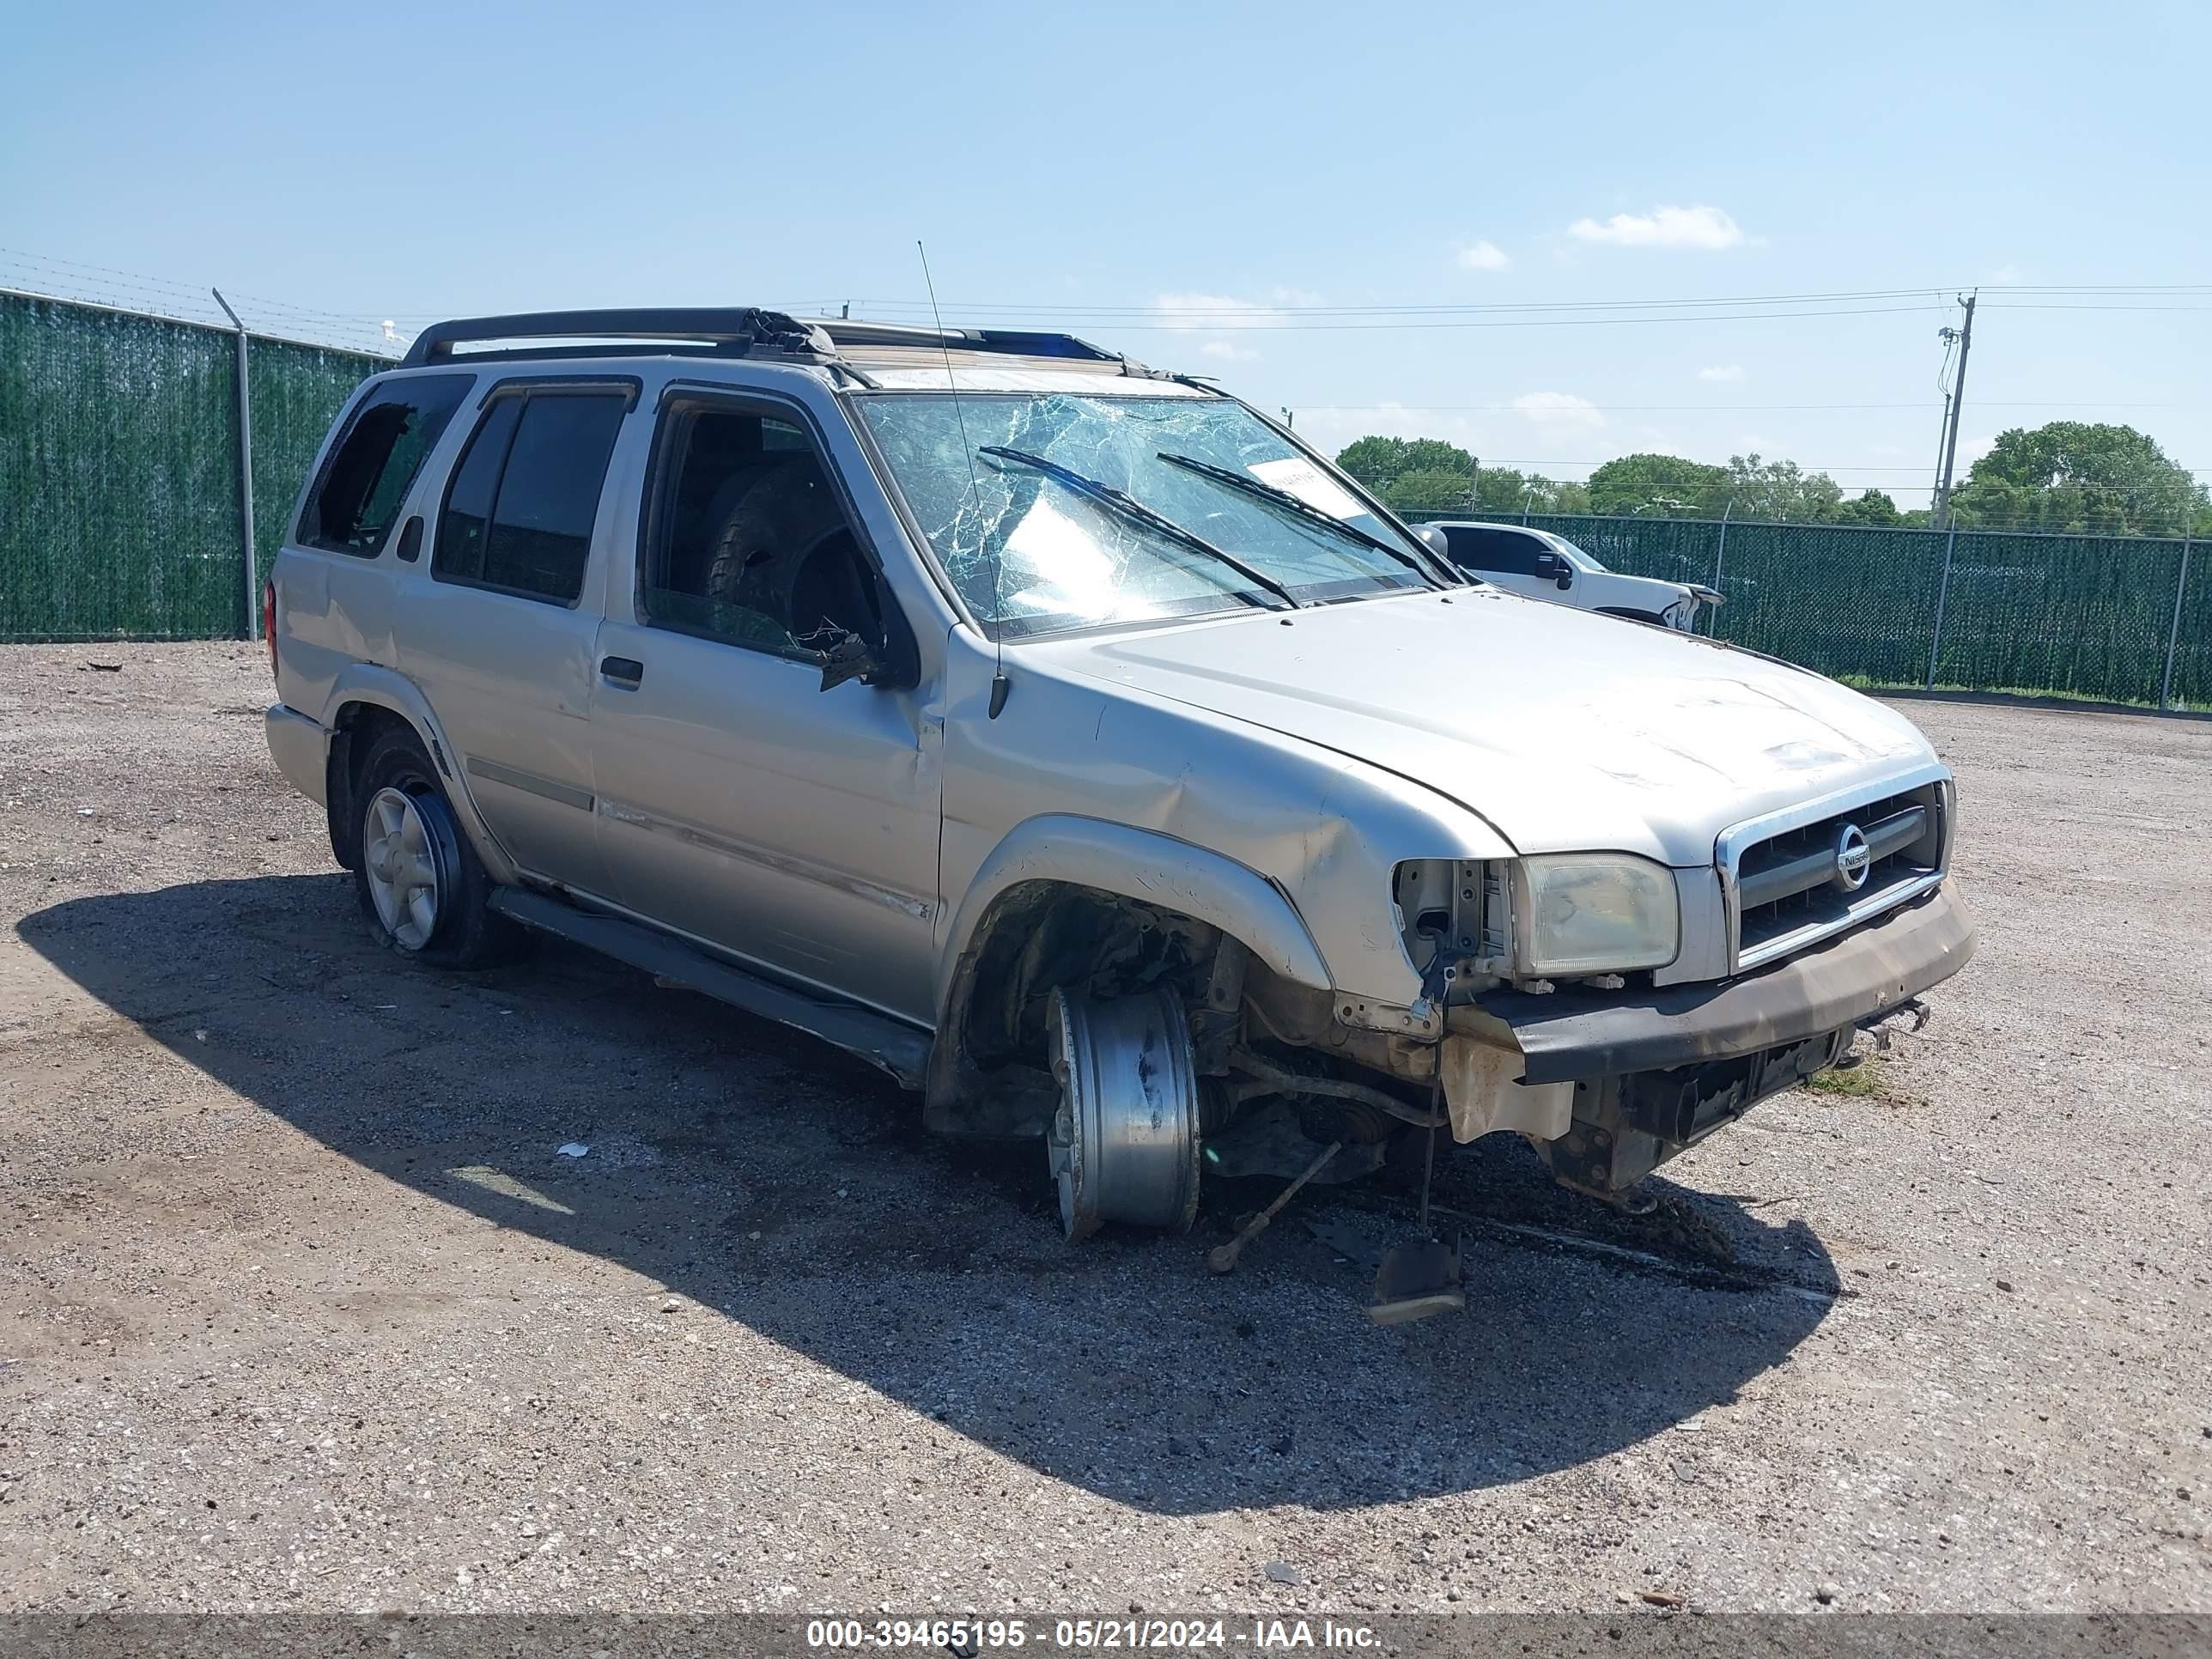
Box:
[1932,291,1977,529]
[1929,386,1954,516]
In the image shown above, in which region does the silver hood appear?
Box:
[1034,586,1940,867]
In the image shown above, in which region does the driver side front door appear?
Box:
[586,388,943,1025]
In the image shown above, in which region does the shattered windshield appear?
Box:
[854,392,1443,635]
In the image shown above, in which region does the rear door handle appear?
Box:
[600,655,644,687]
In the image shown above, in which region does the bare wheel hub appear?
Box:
[362,786,448,951]
[1044,988,1202,1241]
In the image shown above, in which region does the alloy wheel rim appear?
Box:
[363,787,441,950]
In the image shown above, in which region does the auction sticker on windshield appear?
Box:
[1247,456,1364,521]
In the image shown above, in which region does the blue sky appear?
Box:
[6,0,2208,511]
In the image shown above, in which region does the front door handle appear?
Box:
[600,655,644,688]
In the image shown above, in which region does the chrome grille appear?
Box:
[1718,767,1951,973]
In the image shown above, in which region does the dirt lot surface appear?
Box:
[0,642,2206,1619]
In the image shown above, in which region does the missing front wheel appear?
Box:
[1043,987,1202,1240]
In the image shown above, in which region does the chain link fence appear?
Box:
[3,288,2204,709]
[1,290,382,641]
[1407,510,2204,710]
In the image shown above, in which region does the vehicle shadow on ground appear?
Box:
[20,873,1839,1515]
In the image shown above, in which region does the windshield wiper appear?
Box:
[1155,452,1454,590]
[978,446,1300,611]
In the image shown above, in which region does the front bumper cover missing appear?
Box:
[1460,884,1977,1088]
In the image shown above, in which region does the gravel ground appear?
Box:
[0,642,2205,1619]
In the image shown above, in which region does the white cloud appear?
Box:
[1150,288,1318,331]
[1455,240,1510,272]
[1152,292,1282,331]
[1697,363,1746,383]
[1567,204,1750,250]
[1198,339,1259,362]
[1512,391,1606,430]
[1990,264,2025,284]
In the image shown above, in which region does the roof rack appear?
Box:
[397,307,837,369]
[397,307,1151,376]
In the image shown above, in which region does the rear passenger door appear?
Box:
[394,377,635,896]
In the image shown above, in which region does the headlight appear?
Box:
[1510,854,1680,975]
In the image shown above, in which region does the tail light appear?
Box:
[262,576,278,682]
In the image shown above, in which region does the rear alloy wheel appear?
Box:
[362,786,448,951]
[1044,987,1202,1241]
[349,725,530,969]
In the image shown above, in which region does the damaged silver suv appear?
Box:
[264,308,1974,1248]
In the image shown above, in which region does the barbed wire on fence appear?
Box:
[0,251,407,358]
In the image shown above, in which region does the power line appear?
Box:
[11,246,2212,332]
[1297,399,2198,412]
[805,302,1954,331]
[809,286,1961,318]
[780,283,2212,320]
[809,301,2212,332]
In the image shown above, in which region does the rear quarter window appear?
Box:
[296,374,472,556]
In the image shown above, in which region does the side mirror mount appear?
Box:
[806,626,880,693]
[794,565,922,694]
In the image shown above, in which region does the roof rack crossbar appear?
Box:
[398,307,836,369]
[814,319,1121,362]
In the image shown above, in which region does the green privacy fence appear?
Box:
[1409,511,2206,710]
[2,287,2204,708]
[0,290,383,641]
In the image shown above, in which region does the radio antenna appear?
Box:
[917,240,1008,719]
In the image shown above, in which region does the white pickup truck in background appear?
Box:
[1420,520,1723,630]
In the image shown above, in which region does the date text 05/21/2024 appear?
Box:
[803,1618,1382,1650]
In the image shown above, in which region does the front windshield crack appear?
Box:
[854,391,1436,635]
[1154,451,1452,590]
[979,446,1299,611]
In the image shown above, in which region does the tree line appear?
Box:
[1333,422,2212,537]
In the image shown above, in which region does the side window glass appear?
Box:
[1448,527,1541,577]
[434,396,521,587]
[297,374,471,556]
[434,391,628,604]
[641,405,878,656]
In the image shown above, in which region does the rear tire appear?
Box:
[350,726,529,969]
